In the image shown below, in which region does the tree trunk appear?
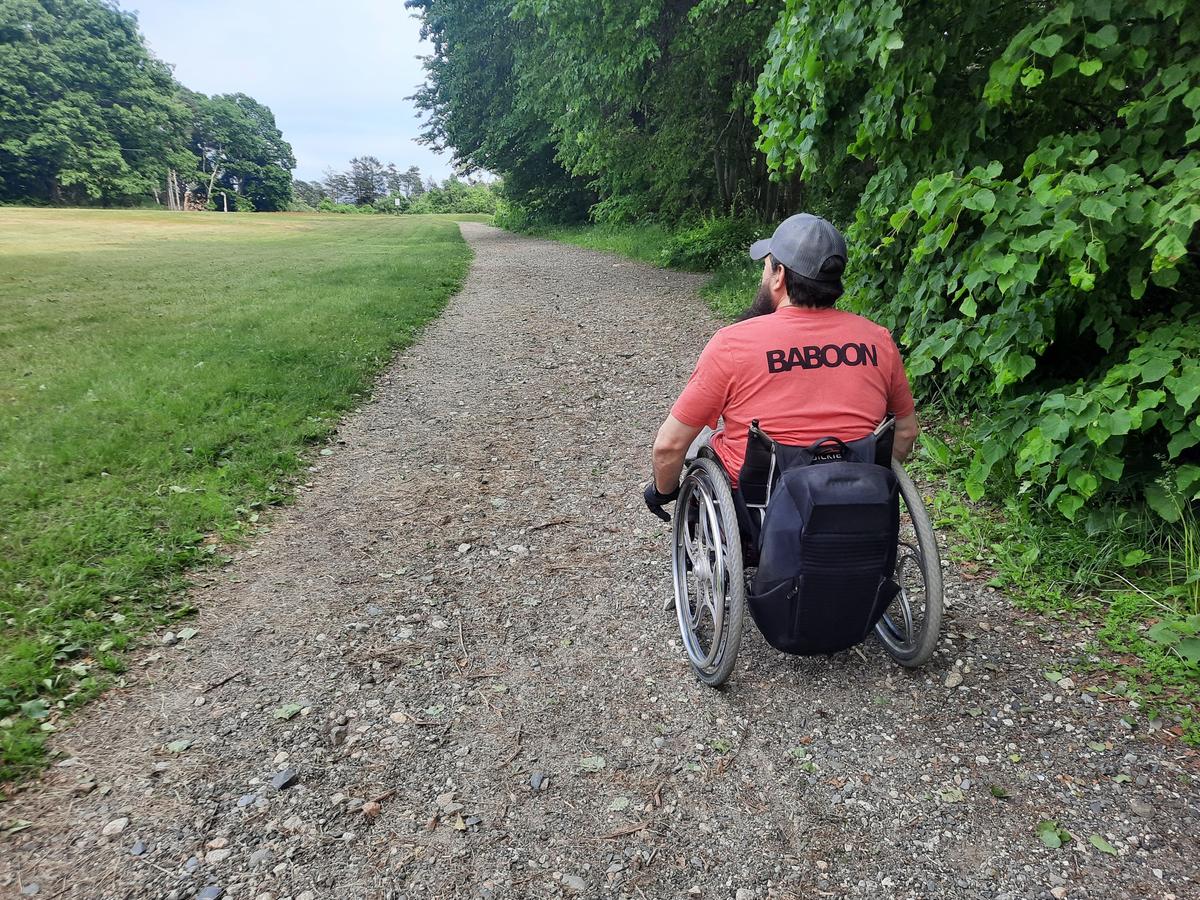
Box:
[206,157,221,205]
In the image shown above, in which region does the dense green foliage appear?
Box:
[0,0,294,208]
[0,0,188,203]
[407,0,798,223]
[754,0,1199,526]
[0,210,480,778]
[187,91,295,211]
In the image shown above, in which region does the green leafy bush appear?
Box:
[755,0,1199,521]
[661,216,763,271]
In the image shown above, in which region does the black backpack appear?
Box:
[737,422,900,655]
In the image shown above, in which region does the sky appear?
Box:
[127,0,455,182]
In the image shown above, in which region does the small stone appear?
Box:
[297,892,316,900]
[206,837,229,850]
[944,670,963,688]
[19,885,39,896]
[205,848,232,865]
[736,890,754,900]
[130,840,147,856]
[270,768,299,790]
[196,888,223,900]
[361,800,382,819]
[529,771,545,791]
[1130,798,1154,818]
[1050,888,1067,900]
[1057,677,1075,691]
[249,848,273,868]
[561,875,587,893]
[282,815,304,832]
[161,632,178,646]
[102,817,129,837]
[237,794,256,808]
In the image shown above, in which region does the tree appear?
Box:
[406,0,594,223]
[347,155,387,206]
[755,0,1200,516]
[0,0,191,205]
[198,93,294,211]
[291,179,327,207]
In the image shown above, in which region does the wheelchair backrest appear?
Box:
[738,416,895,518]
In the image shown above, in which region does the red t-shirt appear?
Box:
[671,306,915,486]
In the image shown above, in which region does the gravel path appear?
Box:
[2,224,1196,900]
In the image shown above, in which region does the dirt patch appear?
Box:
[1,224,1195,900]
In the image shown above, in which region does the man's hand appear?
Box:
[643,481,679,522]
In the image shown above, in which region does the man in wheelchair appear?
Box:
[644,213,918,519]
[642,214,929,679]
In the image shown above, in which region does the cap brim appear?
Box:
[748,238,771,260]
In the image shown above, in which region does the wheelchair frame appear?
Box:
[671,421,943,686]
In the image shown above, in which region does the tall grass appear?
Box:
[0,209,481,777]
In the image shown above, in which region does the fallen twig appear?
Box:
[594,820,652,841]
[202,670,243,693]
[502,723,524,766]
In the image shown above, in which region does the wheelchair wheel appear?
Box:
[671,457,745,687]
[875,460,943,667]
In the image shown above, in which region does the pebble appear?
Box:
[205,848,233,865]
[361,800,382,819]
[561,874,587,892]
[1050,888,1067,899]
[944,670,963,688]
[130,840,147,856]
[19,885,39,896]
[1130,798,1154,818]
[237,793,257,807]
[271,768,299,790]
[530,771,546,791]
[736,890,754,900]
[101,817,129,837]
[249,848,274,867]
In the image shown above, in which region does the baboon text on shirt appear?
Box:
[766,342,879,373]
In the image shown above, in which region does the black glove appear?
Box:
[644,481,680,522]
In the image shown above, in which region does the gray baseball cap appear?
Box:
[749,213,847,282]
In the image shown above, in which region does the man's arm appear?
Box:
[652,415,703,494]
[892,412,919,462]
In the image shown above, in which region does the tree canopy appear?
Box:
[0,0,295,209]
[754,0,1199,520]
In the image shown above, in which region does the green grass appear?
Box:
[0,209,485,778]
[525,222,674,267]
[525,219,1199,739]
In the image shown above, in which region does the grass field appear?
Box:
[0,209,485,777]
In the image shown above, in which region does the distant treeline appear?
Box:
[0,0,297,210]
[291,157,499,215]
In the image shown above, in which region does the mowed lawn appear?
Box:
[0,209,481,777]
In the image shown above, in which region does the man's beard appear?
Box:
[735,283,775,321]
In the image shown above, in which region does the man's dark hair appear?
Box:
[770,254,845,308]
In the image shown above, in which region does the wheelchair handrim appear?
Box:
[671,462,743,680]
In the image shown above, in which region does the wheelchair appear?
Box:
[671,417,943,686]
